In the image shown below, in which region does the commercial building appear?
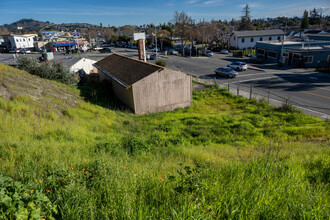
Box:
[93,54,192,114]
[255,39,330,68]
[1,34,37,49]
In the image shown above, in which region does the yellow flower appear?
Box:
[46,189,50,193]
[71,167,74,170]
[82,169,85,173]
[30,190,34,194]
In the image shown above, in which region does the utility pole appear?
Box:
[202,18,205,50]
[280,20,287,65]
[155,25,158,57]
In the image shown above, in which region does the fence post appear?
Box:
[249,83,253,100]
[237,78,239,96]
[268,90,270,103]
[214,77,217,87]
[228,78,230,92]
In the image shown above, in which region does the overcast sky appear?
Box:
[0,0,329,26]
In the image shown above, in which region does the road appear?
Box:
[1,47,329,119]
[115,47,330,119]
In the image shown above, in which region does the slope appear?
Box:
[0,63,329,219]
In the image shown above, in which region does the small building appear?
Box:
[93,54,192,114]
[1,34,37,49]
[255,39,330,68]
[230,29,284,49]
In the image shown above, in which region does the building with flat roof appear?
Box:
[1,34,37,50]
[255,39,330,68]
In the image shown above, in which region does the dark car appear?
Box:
[99,47,112,53]
[249,55,265,64]
[233,51,243,58]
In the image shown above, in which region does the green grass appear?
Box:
[0,63,329,219]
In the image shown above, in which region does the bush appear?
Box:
[155,59,167,67]
[17,56,78,86]
[0,174,57,219]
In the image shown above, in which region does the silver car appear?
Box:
[227,61,248,71]
[214,67,239,78]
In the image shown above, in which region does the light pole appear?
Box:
[155,25,158,57]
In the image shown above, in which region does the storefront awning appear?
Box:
[53,41,77,47]
[77,41,89,45]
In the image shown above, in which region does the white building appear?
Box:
[229,30,284,49]
[7,34,37,49]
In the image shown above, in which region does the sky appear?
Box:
[0,0,329,26]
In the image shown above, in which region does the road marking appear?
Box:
[301,91,330,100]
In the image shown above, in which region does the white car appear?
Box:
[220,49,229,54]
[227,61,248,71]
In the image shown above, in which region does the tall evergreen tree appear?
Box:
[238,4,253,30]
[309,8,322,26]
[301,10,309,29]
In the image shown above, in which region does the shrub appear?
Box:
[155,59,167,67]
[17,56,78,86]
[0,174,57,219]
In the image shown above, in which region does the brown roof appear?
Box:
[93,53,163,87]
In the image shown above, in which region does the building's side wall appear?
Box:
[9,36,36,49]
[229,35,238,48]
[97,70,135,111]
[237,35,283,49]
[301,51,330,68]
[132,69,192,114]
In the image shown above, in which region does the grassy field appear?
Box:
[0,63,329,219]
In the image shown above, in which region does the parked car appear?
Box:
[233,51,243,58]
[153,48,160,52]
[148,53,159,60]
[167,49,178,55]
[20,49,31,54]
[220,49,229,54]
[249,55,265,64]
[99,47,112,53]
[9,49,20,53]
[206,50,213,57]
[227,61,248,71]
[214,67,239,78]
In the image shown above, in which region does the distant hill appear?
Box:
[1,18,100,34]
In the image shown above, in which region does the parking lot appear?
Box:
[1,47,329,119]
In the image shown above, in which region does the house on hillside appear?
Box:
[93,53,192,114]
[229,29,284,49]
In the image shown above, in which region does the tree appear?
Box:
[309,8,322,26]
[301,10,309,29]
[238,4,253,30]
[158,29,170,51]
[103,28,114,42]
[172,11,194,55]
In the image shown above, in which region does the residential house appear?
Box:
[229,29,284,49]
[93,53,192,114]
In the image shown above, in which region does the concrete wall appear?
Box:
[132,69,192,114]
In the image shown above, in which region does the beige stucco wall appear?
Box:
[98,71,135,111]
[132,69,192,114]
[112,80,135,111]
